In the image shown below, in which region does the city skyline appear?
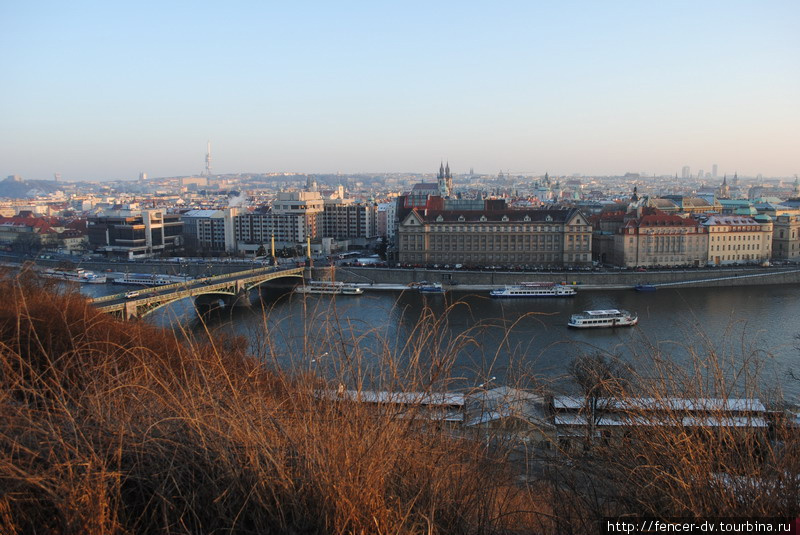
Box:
[2,1,798,181]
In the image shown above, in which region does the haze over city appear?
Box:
[2,1,798,180]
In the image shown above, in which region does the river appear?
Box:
[80,281,800,402]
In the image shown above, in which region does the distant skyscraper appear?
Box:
[139,172,147,181]
[712,164,718,178]
[698,169,704,179]
[681,166,691,179]
[53,173,60,182]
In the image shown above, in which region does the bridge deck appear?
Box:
[90,266,304,317]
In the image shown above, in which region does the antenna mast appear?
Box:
[204,141,212,176]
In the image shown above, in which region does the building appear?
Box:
[681,166,691,179]
[615,211,708,268]
[701,214,773,266]
[771,214,800,262]
[376,202,397,240]
[181,208,237,254]
[271,191,323,243]
[0,215,59,251]
[87,209,183,259]
[553,396,768,453]
[322,198,377,240]
[397,205,592,267]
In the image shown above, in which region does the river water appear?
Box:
[81,281,800,402]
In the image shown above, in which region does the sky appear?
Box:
[1,1,798,181]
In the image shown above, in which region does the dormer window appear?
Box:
[436,215,444,222]
[480,215,487,222]
[501,215,509,222]
[523,215,531,222]
[546,215,553,222]
[458,215,465,222]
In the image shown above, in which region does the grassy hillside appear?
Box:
[0,270,797,534]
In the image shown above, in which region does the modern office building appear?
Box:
[87,209,183,258]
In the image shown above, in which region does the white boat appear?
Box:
[568,309,638,329]
[418,282,445,293]
[83,272,108,284]
[490,282,576,298]
[112,273,192,286]
[41,268,107,284]
[294,281,364,295]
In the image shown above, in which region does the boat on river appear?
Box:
[41,268,107,284]
[490,282,576,298]
[294,281,364,295]
[634,284,657,292]
[418,282,446,294]
[568,309,638,329]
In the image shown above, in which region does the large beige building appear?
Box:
[702,215,773,266]
[397,207,591,267]
[615,212,708,268]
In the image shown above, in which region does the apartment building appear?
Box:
[322,198,377,240]
[615,212,708,268]
[702,215,773,266]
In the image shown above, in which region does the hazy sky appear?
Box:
[1,1,798,180]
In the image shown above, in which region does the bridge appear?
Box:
[89,266,305,319]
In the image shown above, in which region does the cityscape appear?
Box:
[2,157,800,268]
[2,1,798,533]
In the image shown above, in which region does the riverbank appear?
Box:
[321,265,800,290]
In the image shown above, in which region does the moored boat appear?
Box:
[568,309,638,329]
[418,282,445,293]
[41,268,107,284]
[294,281,364,295]
[634,284,657,292]
[490,282,576,298]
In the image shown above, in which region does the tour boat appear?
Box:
[490,282,576,298]
[418,282,446,293]
[42,268,107,284]
[294,281,364,295]
[567,309,638,329]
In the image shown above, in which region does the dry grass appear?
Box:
[1,269,797,534]
[0,272,535,534]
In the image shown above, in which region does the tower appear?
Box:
[437,161,452,197]
[204,141,212,177]
[445,161,452,196]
